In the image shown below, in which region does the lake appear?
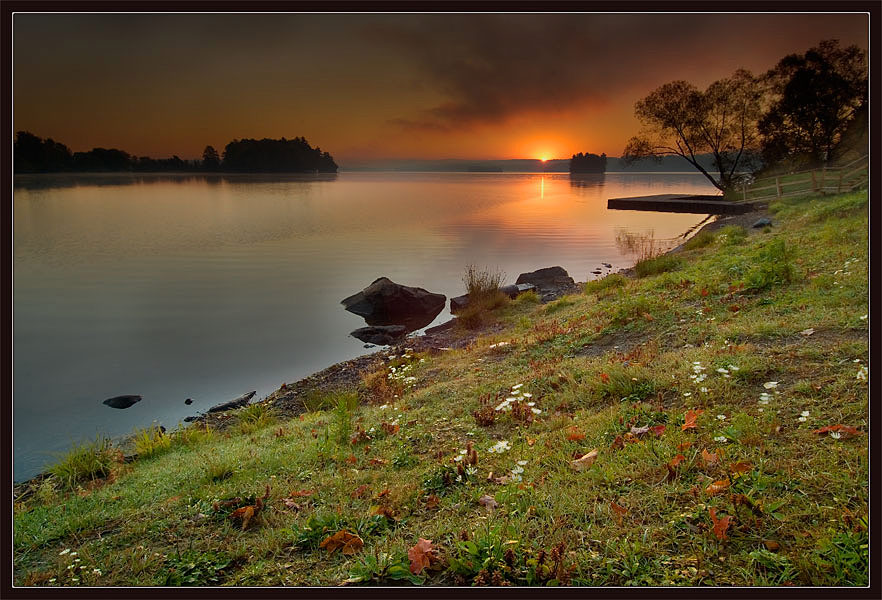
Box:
[13,171,717,481]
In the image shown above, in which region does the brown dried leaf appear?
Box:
[566,426,586,442]
[424,494,440,510]
[408,538,438,575]
[709,508,732,541]
[288,489,314,498]
[650,424,666,437]
[351,484,370,499]
[320,530,364,555]
[478,495,499,510]
[230,505,255,530]
[705,479,730,496]
[812,424,861,437]
[729,461,753,474]
[682,409,703,431]
[570,449,599,471]
[669,454,686,468]
[610,501,628,524]
[701,449,720,466]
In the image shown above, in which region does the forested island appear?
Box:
[13,132,339,173]
[568,151,607,173]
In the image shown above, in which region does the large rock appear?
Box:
[515,266,575,290]
[350,325,407,346]
[341,277,446,331]
[450,283,536,313]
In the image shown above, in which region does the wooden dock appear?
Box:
[607,194,765,215]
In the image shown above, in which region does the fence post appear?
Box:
[775,176,781,198]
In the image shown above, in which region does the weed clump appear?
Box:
[683,229,716,250]
[133,424,172,459]
[717,225,748,245]
[47,436,118,490]
[634,254,682,278]
[744,238,795,292]
[457,265,509,330]
[584,274,626,296]
[236,402,276,434]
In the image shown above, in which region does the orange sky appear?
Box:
[13,12,869,165]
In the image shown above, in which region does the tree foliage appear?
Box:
[759,39,867,167]
[221,137,338,173]
[622,70,762,191]
[569,152,606,174]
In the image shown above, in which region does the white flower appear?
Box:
[488,440,511,453]
[763,381,778,389]
[798,416,807,422]
[459,449,467,454]
[713,436,728,443]
[511,465,524,475]
[700,387,709,393]
[531,408,542,414]
[716,414,726,420]
[856,365,868,381]
[453,455,463,462]
[526,402,535,407]
[517,460,528,466]
[379,404,389,410]
[523,393,533,398]
[830,431,842,439]
[728,365,740,371]
[860,314,868,320]
[70,553,78,557]
[92,568,102,576]
[800,411,810,417]
[716,368,729,374]
[59,549,71,556]
[512,383,523,390]
[683,392,692,397]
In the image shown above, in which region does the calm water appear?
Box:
[13,171,716,481]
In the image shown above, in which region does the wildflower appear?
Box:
[511,465,524,475]
[70,553,78,557]
[379,404,389,409]
[716,414,726,420]
[512,384,523,390]
[488,440,511,454]
[717,367,728,374]
[860,314,867,320]
[856,365,868,381]
[453,455,463,462]
[727,365,740,371]
[713,436,728,443]
[763,381,778,389]
[700,387,709,393]
[523,393,533,398]
[48,579,56,583]
[830,431,842,440]
[798,416,807,422]
[683,392,692,397]
[59,549,71,556]
[801,411,810,417]
[92,569,102,576]
[526,402,536,407]
[531,408,542,415]
[517,460,528,466]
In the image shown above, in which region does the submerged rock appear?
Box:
[752,217,772,228]
[341,277,446,331]
[206,391,256,413]
[103,394,142,409]
[515,266,575,290]
[350,324,408,346]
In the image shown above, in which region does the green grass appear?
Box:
[634,254,682,278]
[14,190,868,588]
[45,437,117,491]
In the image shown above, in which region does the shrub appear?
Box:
[332,392,358,446]
[174,422,213,446]
[512,289,540,306]
[683,229,716,250]
[634,254,682,278]
[133,424,172,459]
[47,436,117,490]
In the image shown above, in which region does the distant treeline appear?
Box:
[13,132,338,173]
[569,152,607,173]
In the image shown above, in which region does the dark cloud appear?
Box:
[370,13,868,131]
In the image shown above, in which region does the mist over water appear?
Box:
[13,171,716,481]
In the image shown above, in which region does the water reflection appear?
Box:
[13,172,339,190]
[568,173,606,188]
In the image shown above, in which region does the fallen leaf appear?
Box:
[527,437,536,447]
[609,435,624,451]
[630,425,651,436]
[570,449,599,471]
[800,328,815,336]
[424,494,440,510]
[369,458,388,466]
[709,508,732,541]
[705,479,730,496]
[283,499,302,510]
[701,449,720,466]
[728,304,741,312]
[650,424,666,437]
[320,530,364,555]
[677,441,693,452]
[230,505,255,530]
[351,484,370,499]
[763,540,781,551]
[289,489,314,498]
[566,426,586,442]
[641,312,655,321]
[345,454,358,465]
[478,495,499,510]
[700,288,709,297]
[682,409,703,431]
[729,461,753,474]
[610,501,628,524]
[375,488,390,499]
[812,424,861,437]
[382,422,400,436]
[669,454,686,468]
[600,373,610,384]
[408,538,438,575]
[372,505,396,519]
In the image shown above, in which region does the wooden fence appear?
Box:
[736,155,869,203]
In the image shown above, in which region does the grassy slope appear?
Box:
[14,191,869,587]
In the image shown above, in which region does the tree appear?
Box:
[759,39,867,166]
[622,70,763,192]
[202,145,221,171]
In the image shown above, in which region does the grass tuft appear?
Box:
[47,436,117,490]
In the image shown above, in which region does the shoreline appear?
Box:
[13,206,767,491]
